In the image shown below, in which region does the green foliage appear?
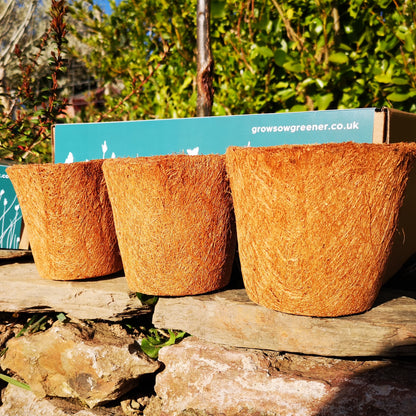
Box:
[70,0,198,121]
[0,0,69,163]
[140,328,187,359]
[15,314,51,338]
[70,0,416,119]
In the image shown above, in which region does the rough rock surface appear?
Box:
[155,337,416,416]
[0,383,124,416]
[0,261,151,321]
[153,288,416,357]
[1,321,160,408]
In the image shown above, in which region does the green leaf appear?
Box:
[0,374,31,391]
[344,25,353,34]
[290,104,308,112]
[315,93,334,110]
[387,92,410,102]
[56,313,67,322]
[274,49,287,66]
[258,46,274,58]
[179,75,193,92]
[283,61,303,73]
[251,45,274,60]
[275,81,289,88]
[403,33,415,53]
[391,77,409,86]
[328,52,348,64]
[140,338,160,359]
[136,293,159,306]
[311,17,323,35]
[140,329,187,359]
[374,74,392,83]
[277,88,297,100]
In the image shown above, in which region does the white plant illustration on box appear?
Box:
[186,146,199,155]
[64,140,202,164]
[101,140,116,160]
[102,140,108,159]
[65,152,74,163]
[65,140,117,164]
[0,189,22,249]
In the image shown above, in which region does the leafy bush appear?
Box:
[0,0,68,163]
[71,0,416,121]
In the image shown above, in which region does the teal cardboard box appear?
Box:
[53,107,416,163]
[54,107,374,162]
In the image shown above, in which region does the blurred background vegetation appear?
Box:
[1,0,416,162]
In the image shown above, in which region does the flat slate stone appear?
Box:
[153,287,416,357]
[0,260,151,321]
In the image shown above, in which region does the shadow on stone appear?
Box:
[316,352,416,416]
[315,256,416,415]
[0,251,33,265]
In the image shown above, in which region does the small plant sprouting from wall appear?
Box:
[140,328,187,359]
[133,293,187,359]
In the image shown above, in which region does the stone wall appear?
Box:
[1,258,416,415]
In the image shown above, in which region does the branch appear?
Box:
[270,0,303,51]
[0,0,37,65]
[96,44,171,122]
[227,34,255,74]
[196,0,214,117]
[0,0,14,24]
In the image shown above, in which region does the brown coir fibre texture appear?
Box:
[225,142,416,317]
[103,154,236,296]
[7,160,122,280]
